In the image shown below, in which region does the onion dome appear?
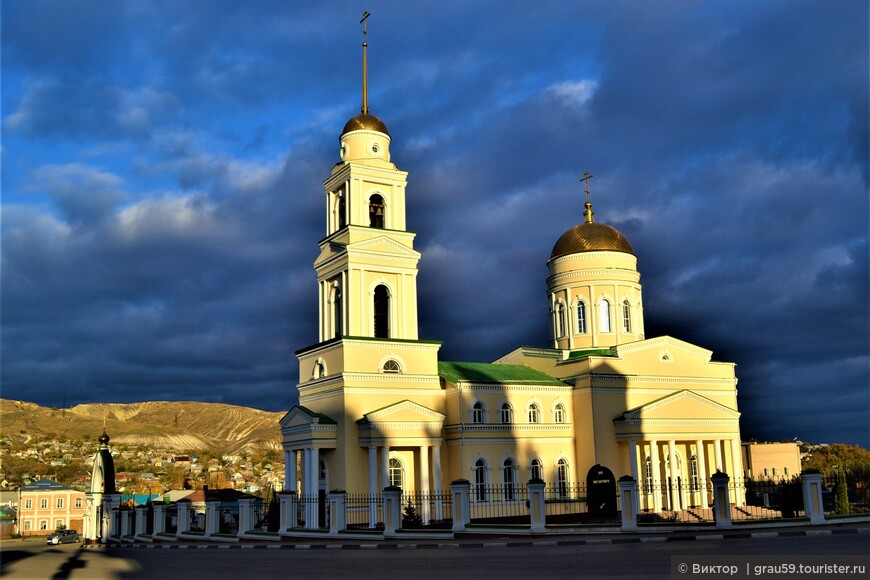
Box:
[550,198,634,260]
[98,429,110,445]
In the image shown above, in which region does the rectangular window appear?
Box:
[40,520,48,530]
[24,521,31,531]
[75,497,82,508]
[763,468,769,477]
[40,499,48,509]
[57,498,64,508]
[772,468,778,477]
[784,467,790,476]
[56,519,63,529]
[25,499,32,509]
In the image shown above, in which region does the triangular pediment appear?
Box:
[347,236,420,259]
[619,390,740,422]
[613,336,713,363]
[361,400,445,424]
[280,405,336,429]
[313,242,347,268]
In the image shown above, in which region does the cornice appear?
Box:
[445,384,572,395]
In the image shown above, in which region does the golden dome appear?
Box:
[550,221,634,260]
[341,113,390,137]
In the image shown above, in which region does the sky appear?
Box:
[2,1,867,447]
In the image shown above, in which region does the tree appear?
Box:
[402,498,422,528]
[834,465,851,515]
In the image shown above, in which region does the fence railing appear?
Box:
[469,484,531,524]
[217,505,238,535]
[164,506,177,534]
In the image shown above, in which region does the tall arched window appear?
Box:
[556,458,569,498]
[503,459,516,501]
[622,300,631,332]
[530,458,543,481]
[599,299,611,333]
[319,458,328,488]
[472,401,485,424]
[690,454,699,492]
[369,194,385,228]
[553,403,565,424]
[332,283,342,338]
[389,457,404,489]
[373,285,389,338]
[337,194,346,229]
[500,403,513,424]
[528,403,541,424]
[556,303,565,337]
[645,456,653,493]
[577,301,587,334]
[473,459,488,501]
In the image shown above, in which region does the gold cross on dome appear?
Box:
[579,171,593,203]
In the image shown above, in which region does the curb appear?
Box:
[85,526,870,550]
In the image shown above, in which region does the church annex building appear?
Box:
[280,26,745,528]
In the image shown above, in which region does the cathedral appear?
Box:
[280,24,744,525]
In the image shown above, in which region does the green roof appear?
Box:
[567,348,614,360]
[438,362,568,386]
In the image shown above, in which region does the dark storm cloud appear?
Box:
[2,1,867,447]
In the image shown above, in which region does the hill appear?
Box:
[0,399,283,454]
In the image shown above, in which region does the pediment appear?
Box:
[618,390,740,422]
[361,400,445,424]
[347,236,421,259]
[613,336,713,363]
[280,405,336,429]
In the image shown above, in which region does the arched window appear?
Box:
[337,194,346,229]
[690,454,699,492]
[369,194,385,228]
[389,457,404,489]
[500,403,513,424]
[530,458,543,481]
[577,301,587,334]
[553,403,565,424]
[503,459,516,501]
[645,456,653,493]
[555,303,565,337]
[622,300,631,332]
[383,359,401,373]
[472,401,485,424]
[556,458,569,498]
[599,299,611,333]
[473,459,488,501]
[373,285,389,338]
[332,283,342,338]
[528,403,541,424]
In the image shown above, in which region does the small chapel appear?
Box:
[280,19,745,526]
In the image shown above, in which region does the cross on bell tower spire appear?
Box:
[360,10,371,115]
[580,171,595,223]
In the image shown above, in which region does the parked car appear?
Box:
[46,530,79,544]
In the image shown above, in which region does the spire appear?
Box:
[580,171,595,223]
[360,11,371,115]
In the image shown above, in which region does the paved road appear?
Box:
[2,533,868,579]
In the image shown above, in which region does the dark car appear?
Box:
[46,530,79,544]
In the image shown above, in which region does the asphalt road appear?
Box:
[2,533,868,580]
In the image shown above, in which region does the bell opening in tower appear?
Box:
[369,194,385,228]
[374,285,389,338]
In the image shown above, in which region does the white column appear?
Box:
[668,440,680,511]
[309,447,319,529]
[285,450,297,492]
[302,448,311,527]
[714,439,723,472]
[420,445,430,524]
[730,438,745,505]
[628,439,640,514]
[433,444,443,521]
[650,440,662,512]
[380,445,391,489]
[695,439,708,509]
[368,446,378,528]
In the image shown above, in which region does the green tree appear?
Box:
[834,465,851,515]
[402,498,423,528]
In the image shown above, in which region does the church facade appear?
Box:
[281,31,744,524]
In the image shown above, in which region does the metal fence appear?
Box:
[821,473,870,516]
[218,504,238,535]
[297,494,328,529]
[469,484,531,524]
[346,493,383,530]
[188,507,205,532]
[251,498,278,532]
[402,491,453,529]
[164,505,177,534]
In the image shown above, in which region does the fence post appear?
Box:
[801,470,826,525]
[204,499,220,536]
[152,503,165,535]
[528,478,546,534]
[328,490,346,537]
[175,499,191,537]
[618,476,638,531]
[134,506,147,536]
[237,498,253,537]
[450,479,471,533]
[711,471,732,529]
[279,491,297,531]
[382,486,402,537]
